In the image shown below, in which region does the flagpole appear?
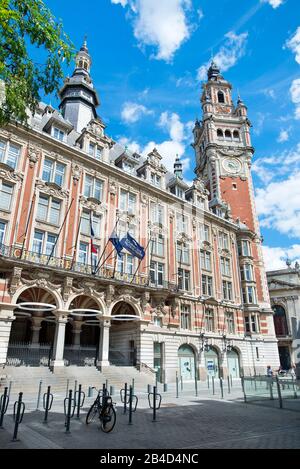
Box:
[130,236,152,285]
[145,232,154,286]
[70,209,81,270]
[94,216,120,274]
[19,192,36,259]
[46,198,74,265]
[90,212,94,275]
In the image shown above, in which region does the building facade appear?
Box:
[0,43,280,381]
[267,262,300,377]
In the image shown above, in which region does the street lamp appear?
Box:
[222,334,233,353]
[200,332,211,352]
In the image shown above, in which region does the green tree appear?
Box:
[0,0,74,126]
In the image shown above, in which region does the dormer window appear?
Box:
[42,158,65,187]
[176,187,184,198]
[151,173,161,187]
[88,142,102,160]
[0,140,20,170]
[218,91,225,103]
[123,161,133,174]
[52,127,65,142]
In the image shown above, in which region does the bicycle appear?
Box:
[85,387,116,433]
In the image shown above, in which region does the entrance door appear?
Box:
[279,346,291,370]
[227,349,240,378]
[178,344,195,381]
[154,342,163,382]
[205,348,219,378]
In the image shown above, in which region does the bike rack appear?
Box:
[74,384,85,419]
[43,386,54,423]
[0,387,9,428]
[12,392,25,441]
[64,389,76,433]
[148,386,162,422]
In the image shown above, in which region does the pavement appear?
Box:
[1,381,300,449]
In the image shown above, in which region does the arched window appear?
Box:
[233,130,240,141]
[272,305,288,336]
[225,130,232,140]
[83,61,88,70]
[217,129,223,139]
[78,60,83,68]
[217,91,225,103]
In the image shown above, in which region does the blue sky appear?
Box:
[42,0,300,270]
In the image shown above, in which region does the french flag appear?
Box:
[90,214,97,254]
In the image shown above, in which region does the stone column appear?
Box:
[71,321,83,347]
[30,316,43,347]
[51,312,68,369]
[96,319,110,369]
[0,305,15,366]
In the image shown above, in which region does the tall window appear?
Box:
[150,203,164,225]
[117,253,135,275]
[84,175,103,201]
[200,250,212,271]
[245,314,260,333]
[37,195,61,225]
[0,181,13,210]
[88,142,103,160]
[151,173,161,187]
[238,240,251,257]
[151,234,164,257]
[32,230,57,256]
[205,309,214,332]
[200,224,210,242]
[241,263,254,281]
[221,257,231,276]
[225,311,235,334]
[272,305,288,336]
[202,275,213,296]
[242,286,257,304]
[223,281,233,300]
[150,261,164,286]
[78,242,88,264]
[0,140,20,169]
[177,242,189,264]
[119,190,136,213]
[178,268,190,291]
[52,127,65,141]
[180,305,191,330]
[219,231,229,249]
[0,221,6,245]
[176,214,188,233]
[42,159,65,187]
[80,211,101,238]
[217,91,225,103]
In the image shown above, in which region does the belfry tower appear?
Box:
[193,62,275,331]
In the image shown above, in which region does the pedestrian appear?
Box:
[290,364,296,379]
[266,365,273,377]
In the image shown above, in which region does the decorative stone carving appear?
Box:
[71,163,81,183]
[106,285,115,307]
[35,179,69,199]
[0,165,23,183]
[28,146,40,167]
[9,267,23,295]
[62,277,73,302]
[109,179,117,195]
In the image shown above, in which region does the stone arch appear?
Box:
[227,346,242,378]
[177,337,199,358]
[12,285,62,310]
[109,297,142,318]
[178,343,196,381]
[66,293,105,314]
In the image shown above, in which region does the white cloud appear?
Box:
[118,137,141,154]
[121,101,153,123]
[158,111,185,141]
[262,245,300,271]
[261,0,284,8]
[290,78,300,119]
[286,27,300,64]
[197,31,248,81]
[111,0,193,62]
[111,0,128,5]
[143,140,188,172]
[253,143,300,184]
[277,129,289,142]
[256,171,300,238]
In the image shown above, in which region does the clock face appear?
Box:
[222,158,241,174]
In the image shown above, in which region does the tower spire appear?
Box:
[174,154,183,179]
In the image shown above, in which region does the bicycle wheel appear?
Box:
[86,402,100,424]
[100,405,116,433]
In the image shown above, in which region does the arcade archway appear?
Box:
[109,302,140,366]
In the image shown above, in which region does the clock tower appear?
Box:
[193,61,274,323]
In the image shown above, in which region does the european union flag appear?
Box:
[120,232,145,260]
[109,232,123,258]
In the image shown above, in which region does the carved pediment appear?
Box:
[36,179,69,198]
[268,279,298,290]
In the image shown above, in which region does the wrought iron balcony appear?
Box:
[0,243,178,292]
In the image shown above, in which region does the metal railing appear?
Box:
[63,345,97,367]
[0,243,178,291]
[6,342,52,367]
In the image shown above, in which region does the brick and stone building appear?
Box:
[0,44,280,382]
